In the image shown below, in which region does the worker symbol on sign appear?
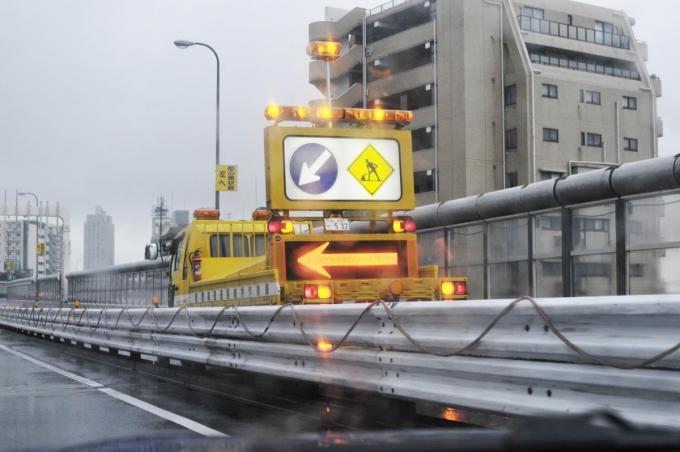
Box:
[348,144,394,195]
[361,159,381,181]
[289,143,338,194]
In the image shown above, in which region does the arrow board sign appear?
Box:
[283,136,402,202]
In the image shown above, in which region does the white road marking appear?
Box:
[0,344,228,437]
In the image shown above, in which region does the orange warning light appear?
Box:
[317,340,334,352]
[307,40,342,61]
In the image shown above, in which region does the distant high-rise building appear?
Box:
[84,206,114,270]
[172,210,190,229]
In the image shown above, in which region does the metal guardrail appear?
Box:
[2,295,680,428]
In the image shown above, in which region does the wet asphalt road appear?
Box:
[0,323,445,451]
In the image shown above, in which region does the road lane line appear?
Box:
[0,344,228,438]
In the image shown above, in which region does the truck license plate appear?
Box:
[324,218,350,232]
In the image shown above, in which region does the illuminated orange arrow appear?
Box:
[297,242,398,278]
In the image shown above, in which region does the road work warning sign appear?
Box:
[347,144,394,195]
[282,137,401,201]
[264,126,415,211]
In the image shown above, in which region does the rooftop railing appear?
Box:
[518,15,630,50]
[368,0,410,16]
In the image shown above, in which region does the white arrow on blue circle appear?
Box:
[298,149,332,186]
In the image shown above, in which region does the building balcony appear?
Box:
[309,7,365,41]
[310,82,364,108]
[369,20,434,61]
[518,15,630,50]
[367,62,434,101]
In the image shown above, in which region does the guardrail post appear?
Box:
[561,208,573,297]
[483,222,490,299]
[615,199,627,295]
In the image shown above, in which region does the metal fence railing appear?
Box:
[413,155,680,300]
[67,260,170,307]
[5,275,62,302]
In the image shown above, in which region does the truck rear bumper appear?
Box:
[283,277,438,304]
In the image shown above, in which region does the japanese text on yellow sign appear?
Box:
[216,165,238,192]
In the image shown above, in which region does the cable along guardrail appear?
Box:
[3,295,680,429]
[2,295,680,370]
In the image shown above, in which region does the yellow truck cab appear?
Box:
[149,208,467,307]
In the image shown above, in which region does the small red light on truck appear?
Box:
[392,217,416,233]
[304,284,332,300]
[454,281,467,296]
[441,279,468,299]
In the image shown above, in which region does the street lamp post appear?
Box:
[17,191,40,300]
[174,39,221,211]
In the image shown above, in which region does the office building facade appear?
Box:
[309,0,661,205]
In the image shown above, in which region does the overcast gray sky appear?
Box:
[1,0,678,268]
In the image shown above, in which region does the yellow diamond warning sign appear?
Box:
[347,144,394,195]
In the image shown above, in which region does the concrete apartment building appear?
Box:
[84,206,114,270]
[308,0,662,205]
[1,197,70,279]
[1,220,69,278]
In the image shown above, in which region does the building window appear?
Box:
[412,126,434,151]
[540,170,563,180]
[523,6,544,19]
[414,169,435,193]
[504,84,517,106]
[595,20,615,33]
[623,96,637,110]
[623,137,638,151]
[506,171,519,188]
[581,89,601,105]
[581,132,603,147]
[505,128,518,150]
[543,128,559,142]
[529,48,639,80]
[541,83,558,99]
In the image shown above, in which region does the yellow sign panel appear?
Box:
[216,165,238,192]
[347,144,394,195]
[4,261,14,272]
[36,243,45,256]
[264,126,415,211]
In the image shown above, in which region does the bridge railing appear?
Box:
[414,155,680,300]
[67,260,170,307]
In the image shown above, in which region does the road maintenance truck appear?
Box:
[146,103,467,306]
